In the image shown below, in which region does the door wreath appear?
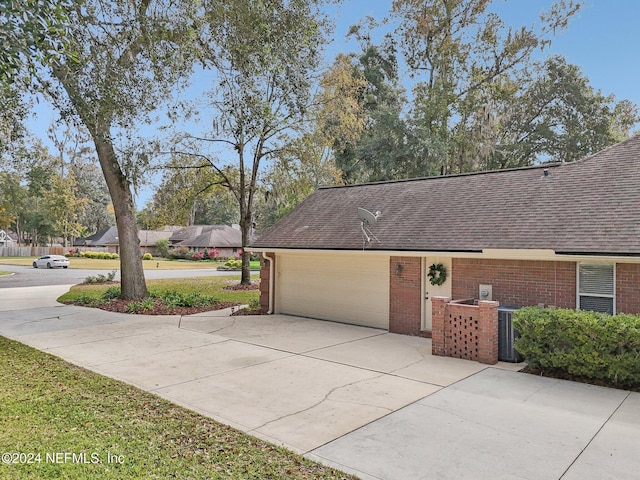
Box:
[428,263,447,286]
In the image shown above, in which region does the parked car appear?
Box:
[32,255,70,269]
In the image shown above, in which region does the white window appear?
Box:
[577,263,615,315]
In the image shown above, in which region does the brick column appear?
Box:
[431,296,450,357]
[477,300,499,364]
[259,253,275,314]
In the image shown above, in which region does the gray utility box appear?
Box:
[498,306,523,363]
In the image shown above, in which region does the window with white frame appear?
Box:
[578,263,615,315]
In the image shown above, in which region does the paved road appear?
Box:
[0,264,242,288]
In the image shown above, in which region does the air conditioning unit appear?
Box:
[498,306,522,363]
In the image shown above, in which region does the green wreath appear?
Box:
[428,263,447,286]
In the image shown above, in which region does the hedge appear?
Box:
[513,307,640,389]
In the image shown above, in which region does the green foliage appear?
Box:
[80,251,119,260]
[224,259,242,269]
[514,307,640,389]
[167,247,189,260]
[154,238,169,258]
[150,290,219,308]
[142,253,153,260]
[248,298,261,310]
[73,294,101,306]
[101,286,121,300]
[83,269,117,284]
[126,298,155,313]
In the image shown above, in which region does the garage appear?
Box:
[275,252,389,329]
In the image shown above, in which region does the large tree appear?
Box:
[171,0,331,284]
[38,0,198,299]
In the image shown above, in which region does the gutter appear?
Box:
[261,252,274,314]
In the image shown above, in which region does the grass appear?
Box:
[0,270,11,276]
[0,336,355,479]
[0,257,262,270]
[57,275,260,306]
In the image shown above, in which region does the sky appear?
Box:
[328,0,640,106]
[25,0,640,208]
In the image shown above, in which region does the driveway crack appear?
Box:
[250,374,391,432]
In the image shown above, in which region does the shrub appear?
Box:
[514,307,640,389]
[155,238,169,258]
[102,286,121,300]
[151,290,218,308]
[83,269,117,284]
[142,253,153,260]
[224,259,242,269]
[191,251,204,261]
[126,298,154,313]
[167,247,189,260]
[208,248,220,260]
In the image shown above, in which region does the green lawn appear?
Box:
[0,257,261,271]
[58,275,260,306]
[0,336,355,479]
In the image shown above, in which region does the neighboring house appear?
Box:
[75,226,178,255]
[74,226,120,253]
[0,229,15,247]
[169,225,242,258]
[250,135,640,337]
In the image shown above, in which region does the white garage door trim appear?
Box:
[276,252,389,329]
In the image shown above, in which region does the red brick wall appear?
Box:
[452,258,576,309]
[431,297,498,365]
[389,256,428,336]
[259,253,275,313]
[616,263,640,314]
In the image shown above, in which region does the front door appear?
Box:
[423,257,452,330]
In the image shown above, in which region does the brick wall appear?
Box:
[389,256,428,336]
[431,297,498,365]
[452,258,576,309]
[259,253,275,313]
[616,263,640,314]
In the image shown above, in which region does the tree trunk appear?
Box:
[239,214,251,285]
[92,128,148,300]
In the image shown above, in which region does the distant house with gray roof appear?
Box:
[169,225,242,258]
[75,224,242,257]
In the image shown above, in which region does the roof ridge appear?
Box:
[319,162,563,190]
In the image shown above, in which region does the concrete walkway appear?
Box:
[0,286,638,479]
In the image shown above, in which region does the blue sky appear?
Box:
[328,0,640,107]
[26,1,640,208]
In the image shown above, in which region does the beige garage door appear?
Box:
[276,253,389,329]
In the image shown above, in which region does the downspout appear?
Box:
[261,251,274,314]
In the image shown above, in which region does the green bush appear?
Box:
[126,298,155,313]
[224,259,242,269]
[102,286,121,300]
[167,247,189,260]
[155,238,169,258]
[150,290,218,308]
[514,307,640,388]
[142,253,153,260]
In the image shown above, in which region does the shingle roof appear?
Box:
[250,135,640,256]
[173,225,242,248]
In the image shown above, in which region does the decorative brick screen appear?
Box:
[432,297,498,365]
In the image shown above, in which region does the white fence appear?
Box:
[0,246,109,257]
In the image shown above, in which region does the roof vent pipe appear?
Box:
[543,168,549,177]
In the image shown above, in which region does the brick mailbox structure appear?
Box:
[431,296,499,365]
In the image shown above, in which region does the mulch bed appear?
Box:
[95,298,240,315]
[231,308,265,316]
[222,282,260,291]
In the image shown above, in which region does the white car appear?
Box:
[32,255,70,269]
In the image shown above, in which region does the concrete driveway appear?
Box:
[0,285,638,479]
